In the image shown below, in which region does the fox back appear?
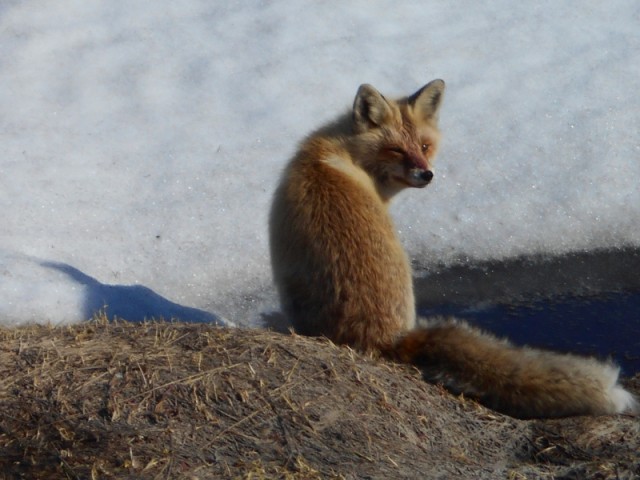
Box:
[269,80,445,351]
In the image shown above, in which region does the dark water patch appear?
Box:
[415,247,640,375]
[419,291,640,375]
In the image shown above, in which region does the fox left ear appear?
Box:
[408,79,445,121]
[353,84,394,133]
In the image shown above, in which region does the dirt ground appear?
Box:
[0,316,638,479]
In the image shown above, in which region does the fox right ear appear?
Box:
[353,84,393,133]
[408,79,445,122]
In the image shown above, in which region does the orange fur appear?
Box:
[269,80,638,418]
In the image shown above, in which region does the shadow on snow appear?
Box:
[41,261,229,326]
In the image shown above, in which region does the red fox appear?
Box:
[269,80,638,419]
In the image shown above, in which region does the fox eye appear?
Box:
[387,147,405,156]
[421,144,430,153]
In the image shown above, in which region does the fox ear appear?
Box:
[353,84,394,133]
[408,79,445,121]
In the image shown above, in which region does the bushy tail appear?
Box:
[387,318,639,419]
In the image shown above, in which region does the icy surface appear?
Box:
[1,1,639,326]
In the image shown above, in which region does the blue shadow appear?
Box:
[415,248,640,376]
[42,261,229,326]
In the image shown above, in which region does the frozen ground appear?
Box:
[1,1,639,326]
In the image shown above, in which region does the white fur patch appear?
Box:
[601,364,639,414]
[609,386,639,414]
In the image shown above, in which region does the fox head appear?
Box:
[351,79,445,200]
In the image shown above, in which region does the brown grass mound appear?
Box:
[0,316,638,479]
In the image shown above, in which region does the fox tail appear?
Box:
[387,318,638,419]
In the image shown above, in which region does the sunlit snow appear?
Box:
[1,1,638,326]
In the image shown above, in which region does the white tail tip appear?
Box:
[610,385,639,415]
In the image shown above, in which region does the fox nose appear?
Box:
[421,170,434,183]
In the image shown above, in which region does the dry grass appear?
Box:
[0,314,638,479]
